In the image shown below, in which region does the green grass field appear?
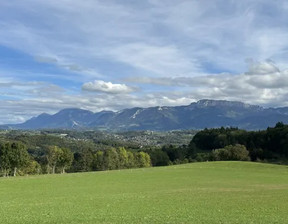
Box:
[0,162,288,223]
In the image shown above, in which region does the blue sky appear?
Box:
[1,0,288,124]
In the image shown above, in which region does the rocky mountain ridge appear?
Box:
[2,99,288,131]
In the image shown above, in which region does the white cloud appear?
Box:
[125,61,288,107]
[1,1,288,123]
[82,80,135,94]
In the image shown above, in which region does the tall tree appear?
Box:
[58,147,73,173]
[103,148,119,170]
[9,142,29,176]
[126,151,136,168]
[117,147,129,169]
[72,148,94,172]
[93,150,104,171]
[136,152,151,168]
[46,146,62,174]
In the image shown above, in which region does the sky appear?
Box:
[1,0,288,124]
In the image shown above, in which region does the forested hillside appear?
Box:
[1,123,288,177]
[189,122,288,162]
[142,122,288,165]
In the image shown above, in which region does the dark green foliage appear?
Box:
[249,148,264,161]
[0,142,11,176]
[194,153,211,162]
[149,149,170,166]
[71,148,94,172]
[190,123,288,162]
[162,145,187,162]
[265,124,288,158]
[10,142,30,176]
[93,151,104,171]
[191,127,245,151]
[145,143,200,166]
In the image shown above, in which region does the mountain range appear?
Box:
[1,99,288,131]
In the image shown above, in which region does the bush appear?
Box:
[212,144,250,161]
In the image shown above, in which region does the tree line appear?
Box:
[142,122,288,165]
[72,147,151,172]
[189,122,288,162]
[0,141,151,177]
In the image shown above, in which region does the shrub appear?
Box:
[212,144,250,161]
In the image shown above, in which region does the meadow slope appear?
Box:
[0,162,288,223]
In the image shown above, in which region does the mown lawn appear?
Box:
[0,161,288,223]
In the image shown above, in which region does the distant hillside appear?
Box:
[2,99,288,131]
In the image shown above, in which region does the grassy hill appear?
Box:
[0,162,288,223]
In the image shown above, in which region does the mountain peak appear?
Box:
[194,99,261,109]
[196,99,241,106]
[57,108,92,113]
[38,112,50,117]
[55,108,95,117]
